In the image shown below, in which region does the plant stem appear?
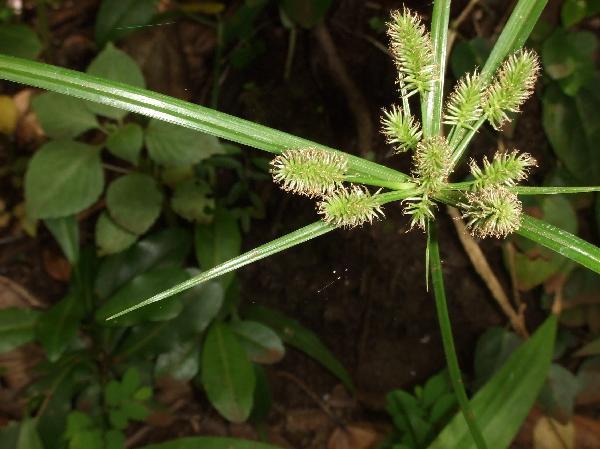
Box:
[450,116,486,167]
[345,175,416,191]
[429,223,488,449]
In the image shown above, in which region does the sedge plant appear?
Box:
[2,0,600,447]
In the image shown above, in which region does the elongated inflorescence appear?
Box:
[461,186,522,238]
[483,49,539,130]
[387,8,436,96]
[470,150,537,189]
[380,104,422,152]
[270,148,348,198]
[443,71,485,128]
[317,186,384,228]
[412,136,452,195]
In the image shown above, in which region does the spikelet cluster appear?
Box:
[317,186,384,228]
[380,105,422,152]
[483,49,539,129]
[461,187,522,238]
[270,148,347,198]
[412,136,452,194]
[403,195,436,230]
[470,150,537,189]
[387,8,436,96]
[443,71,485,128]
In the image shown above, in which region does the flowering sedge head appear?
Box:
[380,104,422,153]
[460,186,522,238]
[317,186,384,228]
[412,136,452,195]
[470,150,537,189]
[270,148,347,198]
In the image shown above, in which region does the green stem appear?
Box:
[345,175,416,191]
[450,116,486,167]
[429,223,488,449]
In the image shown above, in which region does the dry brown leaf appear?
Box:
[533,416,575,449]
[328,425,379,449]
[42,248,71,282]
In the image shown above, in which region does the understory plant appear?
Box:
[1,0,599,447]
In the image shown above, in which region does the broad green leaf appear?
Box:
[171,179,214,223]
[95,266,187,325]
[25,140,104,219]
[0,55,408,186]
[481,0,548,80]
[421,371,451,409]
[16,418,43,449]
[139,437,282,449]
[250,364,272,423]
[106,173,163,235]
[32,92,98,139]
[195,209,241,290]
[201,322,255,423]
[94,227,191,299]
[473,327,521,389]
[0,24,41,59]
[427,316,557,449]
[244,305,354,391]
[145,119,224,166]
[36,293,84,362]
[561,0,588,28]
[86,43,145,119]
[106,123,143,165]
[95,0,158,47]
[121,366,141,396]
[0,308,40,353]
[574,336,600,357]
[95,212,138,255]
[44,215,80,264]
[176,279,224,338]
[230,320,285,364]
[542,81,600,183]
[280,0,332,28]
[155,340,199,381]
[538,364,579,422]
[517,215,600,275]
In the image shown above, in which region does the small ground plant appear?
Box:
[1,0,599,448]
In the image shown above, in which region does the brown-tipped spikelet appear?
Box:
[461,186,522,238]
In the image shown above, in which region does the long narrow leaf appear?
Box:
[517,215,600,274]
[107,221,334,320]
[423,0,451,137]
[0,55,407,185]
[481,0,547,79]
[512,186,600,195]
[428,315,557,449]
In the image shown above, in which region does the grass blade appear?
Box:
[517,215,600,274]
[428,315,557,449]
[512,186,600,195]
[430,223,488,449]
[0,54,407,185]
[106,221,335,320]
[481,0,547,80]
[423,0,451,137]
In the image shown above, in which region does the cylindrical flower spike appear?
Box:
[317,186,384,228]
[443,71,485,128]
[461,186,522,238]
[412,136,452,195]
[483,49,540,130]
[387,7,436,96]
[270,148,348,198]
[380,105,422,152]
[470,150,537,189]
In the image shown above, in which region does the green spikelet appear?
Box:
[270,148,347,198]
[387,7,436,96]
[443,71,485,128]
[380,105,422,152]
[403,195,436,231]
[483,49,540,130]
[470,150,537,189]
[412,136,452,194]
[317,186,384,228]
[461,186,522,238]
